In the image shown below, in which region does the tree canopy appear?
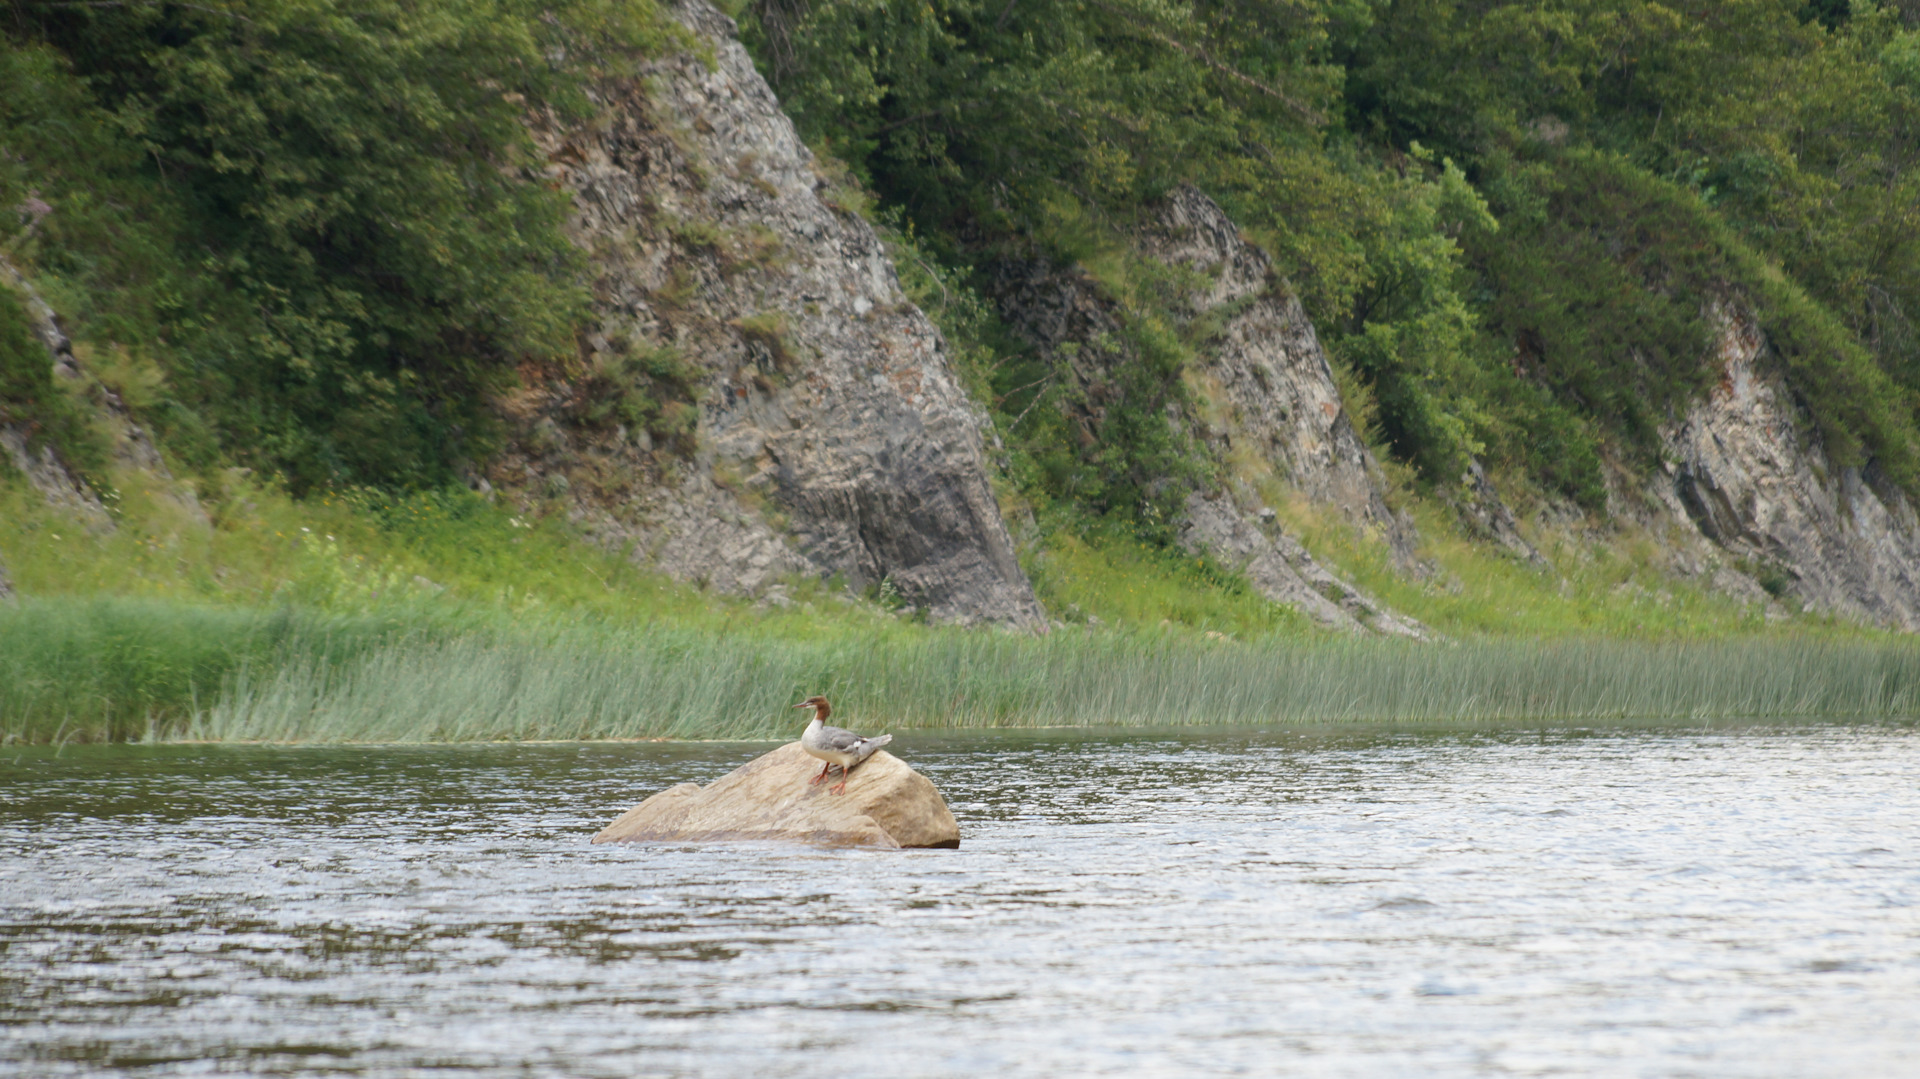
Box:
[2,0,673,488]
[6,0,1920,523]
[744,0,1920,512]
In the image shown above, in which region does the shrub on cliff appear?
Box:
[1,0,676,490]
[742,0,1920,515]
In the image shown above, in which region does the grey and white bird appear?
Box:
[795,695,891,795]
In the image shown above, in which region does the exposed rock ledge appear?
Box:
[499,0,1042,627]
[1179,492,1428,638]
[1652,305,1920,629]
[991,185,1429,635]
[592,742,961,849]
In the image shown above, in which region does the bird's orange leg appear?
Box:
[829,763,851,795]
[810,761,834,785]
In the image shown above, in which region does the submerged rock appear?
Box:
[591,742,960,849]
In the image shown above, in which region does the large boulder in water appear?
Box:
[591,742,960,849]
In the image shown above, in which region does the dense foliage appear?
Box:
[6,0,1920,533]
[1,0,674,489]
[742,0,1920,514]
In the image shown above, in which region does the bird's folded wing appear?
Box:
[821,726,867,752]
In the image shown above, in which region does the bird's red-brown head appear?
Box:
[795,695,831,721]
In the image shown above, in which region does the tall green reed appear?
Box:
[186,628,1920,743]
[0,596,441,742]
[10,596,1920,744]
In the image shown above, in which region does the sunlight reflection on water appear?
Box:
[2,724,1918,1077]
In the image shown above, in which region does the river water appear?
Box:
[2,725,1918,1077]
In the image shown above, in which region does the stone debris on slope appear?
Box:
[500,0,1042,627]
[1179,492,1429,639]
[3,252,206,531]
[2,253,111,532]
[1454,459,1545,566]
[590,741,961,849]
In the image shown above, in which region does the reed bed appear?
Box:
[191,627,1920,742]
[9,596,1920,743]
[0,597,424,742]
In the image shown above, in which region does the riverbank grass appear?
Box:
[7,593,1920,743]
[5,466,1915,744]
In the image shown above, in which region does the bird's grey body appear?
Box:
[794,696,890,793]
[801,716,891,769]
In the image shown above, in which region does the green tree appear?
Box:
[4,0,673,489]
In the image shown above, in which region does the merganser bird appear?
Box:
[795,695,891,795]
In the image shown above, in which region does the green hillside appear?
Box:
[8,1,1915,512]
[739,0,1920,515]
[1,0,680,490]
[5,0,1920,741]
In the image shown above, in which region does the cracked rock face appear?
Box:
[1657,305,1920,629]
[990,184,1426,633]
[1139,185,1417,563]
[2,254,112,533]
[497,0,1041,627]
[1178,492,1428,638]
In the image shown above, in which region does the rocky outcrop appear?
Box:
[592,742,960,849]
[496,0,1042,627]
[1141,189,1553,574]
[0,550,13,603]
[1454,459,1545,565]
[1180,491,1427,637]
[1652,305,1920,629]
[1,254,111,531]
[991,185,1427,633]
[1140,186,1416,558]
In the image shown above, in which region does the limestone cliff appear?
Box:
[1646,305,1920,629]
[493,0,1042,626]
[990,185,1426,637]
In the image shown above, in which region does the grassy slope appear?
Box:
[5,5,1909,747]
[3,447,1906,744]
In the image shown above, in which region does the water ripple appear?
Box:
[2,725,1918,1077]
